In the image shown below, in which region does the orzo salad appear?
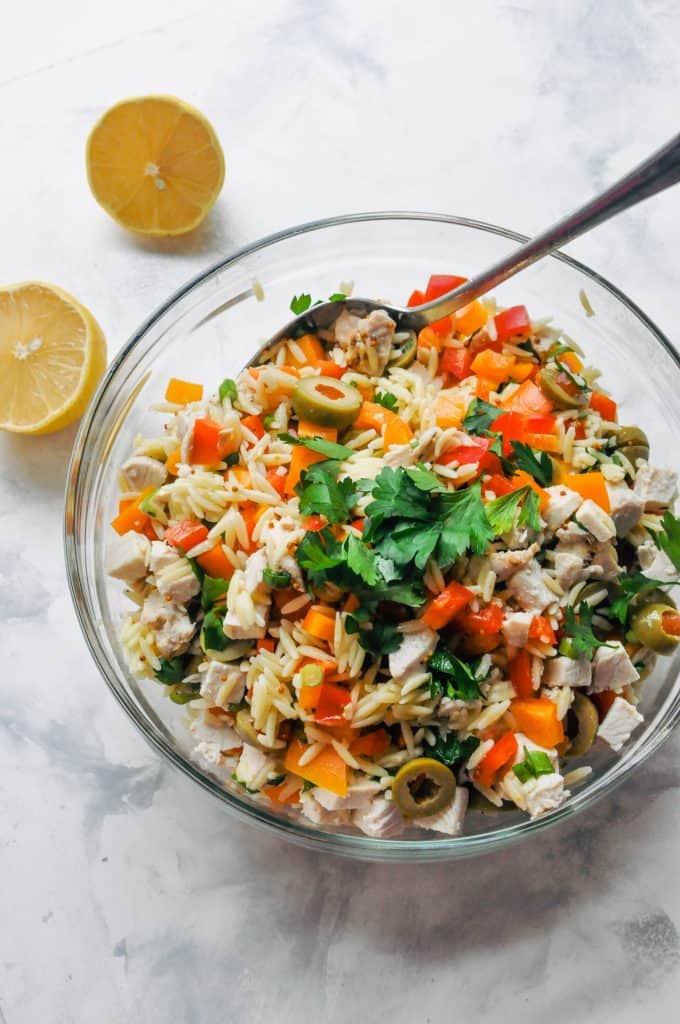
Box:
[106,274,680,837]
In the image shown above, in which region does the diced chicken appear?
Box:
[244,549,268,592]
[235,744,275,790]
[121,455,167,492]
[575,499,616,542]
[300,793,348,826]
[190,716,241,759]
[556,520,590,545]
[314,780,381,812]
[487,546,537,581]
[140,590,195,657]
[591,543,620,581]
[554,550,587,590]
[153,547,201,606]
[506,559,556,614]
[633,461,678,510]
[590,641,639,693]
[223,566,270,640]
[524,773,567,819]
[352,796,405,838]
[414,787,468,836]
[543,655,592,688]
[330,308,396,375]
[259,513,306,578]
[384,427,437,468]
[223,612,267,641]
[606,481,644,536]
[637,541,677,582]
[501,611,533,648]
[199,661,247,705]
[543,485,583,531]
[106,531,151,583]
[597,696,644,751]
[388,621,437,679]
[438,697,482,729]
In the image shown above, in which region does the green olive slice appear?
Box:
[292,376,362,429]
[620,444,650,468]
[615,425,649,448]
[388,334,417,369]
[235,709,264,748]
[630,603,680,655]
[392,757,456,818]
[565,693,599,758]
[537,365,588,410]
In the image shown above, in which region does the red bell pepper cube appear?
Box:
[165,519,209,552]
[424,274,468,302]
[440,347,473,380]
[314,683,352,725]
[494,305,532,343]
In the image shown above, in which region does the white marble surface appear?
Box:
[2,1,680,1020]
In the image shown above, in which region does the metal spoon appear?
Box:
[261,132,680,348]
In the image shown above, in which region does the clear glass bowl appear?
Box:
[64,213,680,861]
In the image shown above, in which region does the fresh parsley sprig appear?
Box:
[289,292,346,315]
[656,510,680,571]
[511,441,554,487]
[608,572,670,625]
[560,602,614,660]
[279,432,354,461]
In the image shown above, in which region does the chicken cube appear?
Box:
[121,455,168,491]
[244,549,268,592]
[501,610,533,648]
[149,540,178,574]
[606,481,644,536]
[591,543,621,581]
[414,786,469,836]
[524,773,568,819]
[543,655,592,688]
[597,696,644,751]
[153,552,201,606]
[199,661,247,705]
[633,462,678,510]
[506,559,556,614]
[106,531,151,583]
[352,796,405,838]
[235,745,275,790]
[388,621,437,679]
[140,590,195,657]
[543,485,583,530]
[575,499,616,542]
[637,541,677,582]
[487,547,537,581]
[590,641,639,692]
[554,551,587,590]
[314,780,381,812]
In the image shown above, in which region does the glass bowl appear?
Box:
[64,212,680,862]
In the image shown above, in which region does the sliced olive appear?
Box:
[235,709,265,748]
[634,589,676,611]
[630,603,680,655]
[392,757,456,817]
[292,375,362,429]
[537,365,588,410]
[388,333,416,369]
[565,693,599,758]
[615,425,649,448]
[620,444,649,468]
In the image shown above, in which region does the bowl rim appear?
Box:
[64,210,680,861]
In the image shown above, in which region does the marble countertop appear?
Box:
[2,1,680,1020]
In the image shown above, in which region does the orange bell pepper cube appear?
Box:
[528,615,556,645]
[500,379,553,416]
[407,288,426,307]
[189,418,233,466]
[289,333,326,367]
[440,347,473,380]
[314,683,352,725]
[298,657,338,677]
[434,390,468,429]
[494,305,531,343]
[165,519,209,552]
[298,420,338,442]
[509,361,535,383]
[457,603,504,635]
[241,414,265,440]
[165,378,203,404]
[315,360,345,379]
[510,698,565,748]
[266,467,287,497]
[196,543,234,579]
[263,776,302,805]
[560,471,611,512]
[256,638,276,653]
[509,469,550,512]
[453,300,488,336]
[475,376,497,401]
[384,417,414,449]
[166,448,182,476]
[589,391,618,422]
[298,684,321,711]
[285,445,325,495]
[417,325,444,352]
[302,605,336,642]
[351,728,391,758]
[424,274,468,301]
[524,431,561,453]
[284,737,348,796]
[475,731,518,789]
[557,350,583,373]
[421,581,474,630]
[470,349,517,384]
[508,649,534,699]
[110,485,156,536]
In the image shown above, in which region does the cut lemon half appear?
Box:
[0,282,107,434]
[86,95,225,236]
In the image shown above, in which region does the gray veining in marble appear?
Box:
[2,1,680,1021]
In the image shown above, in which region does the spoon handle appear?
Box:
[420,132,680,323]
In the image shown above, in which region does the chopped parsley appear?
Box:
[486,485,540,535]
[608,572,669,625]
[154,657,187,685]
[656,510,680,571]
[200,607,231,653]
[345,618,403,655]
[279,432,354,461]
[462,398,503,436]
[201,574,230,611]
[218,378,238,402]
[511,441,554,487]
[295,461,357,524]
[560,602,614,660]
[374,391,399,412]
[426,732,480,768]
[263,567,292,589]
[289,292,346,315]
[428,647,486,701]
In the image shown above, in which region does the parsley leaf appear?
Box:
[404,465,448,493]
[218,378,238,402]
[295,461,357,524]
[374,391,399,412]
[279,432,354,461]
[426,732,480,768]
[200,608,231,653]
[462,398,503,436]
[201,574,230,611]
[511,441,553,487]
[608,572,670,625]
[428,647,485,701]
[513,747,553,783]
[486,486,531,535]
[437,482,495,567]
[328,292,347,302]
[346,617,402,655]
[296,529,346,576]
[519,488,541,531]
[344,534,378,586]
[561,602,614,660]
[364,466,434,528]
[657,510,680,571]
[154,656,187,685]
[290,293,312,315]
